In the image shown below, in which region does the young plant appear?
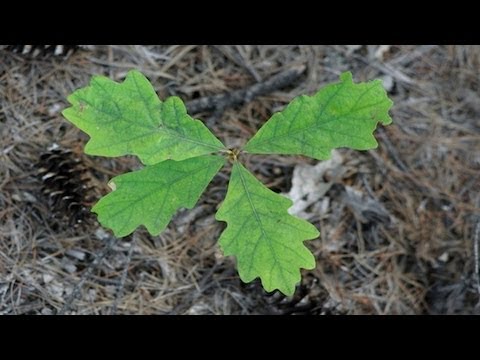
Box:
[63,70,393,296]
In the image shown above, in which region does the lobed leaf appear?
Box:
[244,72,393,160]
[93,155,225,237]
[63,69,394,296]
[216,162,319,296]
[63,70,225,165]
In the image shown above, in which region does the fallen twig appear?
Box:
[58,234,118,314]
[109,235,136,314]
[376,127,409,172]
[185,64,306,115]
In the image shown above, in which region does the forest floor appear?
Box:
[1,45,479,314]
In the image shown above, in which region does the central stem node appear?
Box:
[227,148,241,162]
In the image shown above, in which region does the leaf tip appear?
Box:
[382,114,394,126]
[125,69,146,82]
[340,71,353,83]
[311,227,321,240]
[90,74,108,86]
[61,106,72,119]
[83,141,96,156]
[304,255,317,270]
[264,281,296,297]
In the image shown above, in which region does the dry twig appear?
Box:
[186,64,306,115]
[58,234,118,314]
[109,235,136,314]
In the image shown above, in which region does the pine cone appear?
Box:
[1,45,88,58]
[37,144,93,228]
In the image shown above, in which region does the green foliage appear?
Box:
[62,70,225,165]
[93,155,225,237]
[216,162,318,295]
[244,72,393,160]
[63,70,393,296]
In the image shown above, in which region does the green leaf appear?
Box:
[216,162,319,296]
[92,155,225,237]
[244,72,393,160]
[62,70,225,165]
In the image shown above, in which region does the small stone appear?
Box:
[22,192,37,203]
[43,274,54,284]
[41,308,53,315]
[48,103,62,116]
[382,75,394,93]
[375,45,391,61]
[95,228,110,240]
[62,262,77,274]
[66,249,86,261]
[438,252,449,262]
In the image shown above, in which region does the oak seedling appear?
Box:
[63,70,393,295]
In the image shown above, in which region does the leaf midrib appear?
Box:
[75,93,224,154]
[235,162,286,286]
[245,83,388,150]
[96,160,218,222]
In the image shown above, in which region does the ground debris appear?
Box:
[1,45,479,314]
